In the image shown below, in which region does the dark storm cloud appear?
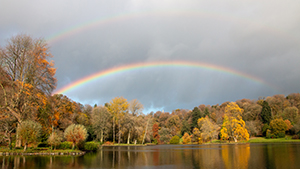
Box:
[1,0,300,112]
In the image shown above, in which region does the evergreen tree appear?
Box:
[261,101,272,124]
[181,120,190,135]
[191,107,202,131]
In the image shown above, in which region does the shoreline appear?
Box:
[0,151,86,156]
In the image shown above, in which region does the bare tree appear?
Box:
[91,106,111,142]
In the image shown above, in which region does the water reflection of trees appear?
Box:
[1,144,300,168]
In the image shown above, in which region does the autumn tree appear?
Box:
[269,118,287,138]
[220,102,249,142]
[18,120,42,151]
[107,97,129,144]
[152,123,160,144]
[166,115,181,136]
[159,127,172,143]
[198,116,219,142]
[91,106,111,143]
[47,131,62,150]
[0,34,56,123]
[64,124,88,149]
[192,128,201,143]
[0,34,56,147]
[182,133,191,144]
[129,99,144,116]
[282,107,298,123]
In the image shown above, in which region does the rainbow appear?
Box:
[46,10,290,44]
[53,60,278,95]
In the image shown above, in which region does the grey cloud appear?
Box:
[1,0,300,112]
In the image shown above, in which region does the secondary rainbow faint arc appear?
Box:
[53,61,278,95]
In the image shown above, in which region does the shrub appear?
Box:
[17,120,42,151]
[48,132,62,149]
[170,135,180,144]
[64,124,88,150]
[152,138,158,145]
[57,141,73,149]
[84,141,100,151]
[292,135,299,139]
[270,118,287,138]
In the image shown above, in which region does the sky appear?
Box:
[1,0,300,113]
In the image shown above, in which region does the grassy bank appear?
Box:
[0,147,83,154]
[102,144,148,146]
[248,136,300,143]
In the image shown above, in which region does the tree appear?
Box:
[220,102,249,142]
[191,107,202,131]
[198,116,219,142]
[129,99,144,116]
[182,133,191,144]
[91,106,111,143]
[17,120,42,151]
[181,120,190,136]
[192,128,201,143]
[48,131,62,150]
[64,124,88,149]
[166,115,181,136]
[269,118,287,138]
[169,135,180,144]
[282,107,298,123]
[0,34,56,147]
[261,101,272,124]
[107,97,129,144]
[152,123,160,144]
[159,127,172,143]
[0,34,56,123]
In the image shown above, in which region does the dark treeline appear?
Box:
[1,34,300,149]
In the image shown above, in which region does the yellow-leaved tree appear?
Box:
[107,96,129,144]
[220,102,249,142]
[198,116,219,143]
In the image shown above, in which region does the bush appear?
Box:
[270,118,287,137]
[48,132,62,149]
[64,124,88,149]
[170,136,180,144]
[84,141,100,151]
[57,141,73,149]
[18,120,42,150]
[292,135,299,139]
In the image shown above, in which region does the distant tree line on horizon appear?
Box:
[1,34,300,150]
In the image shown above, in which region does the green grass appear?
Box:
[102,143,146,146]
[0,147,83,153]
[248,136,300,143]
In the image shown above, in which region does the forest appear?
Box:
[1,34,300,150]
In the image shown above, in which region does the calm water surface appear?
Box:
[1,143,300,169]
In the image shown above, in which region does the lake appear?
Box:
[1,143,300,169]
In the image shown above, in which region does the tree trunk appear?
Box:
[23,142,27,151]
[142,117,150,145]
[233,137,237,142]
[118,122,121,144]
[100,130,103,143]
[113,117,115,143]
[16,123,21,147]
[72,142,75,150]
[127,130,131,144]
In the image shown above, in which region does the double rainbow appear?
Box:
[53,60,277,95]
